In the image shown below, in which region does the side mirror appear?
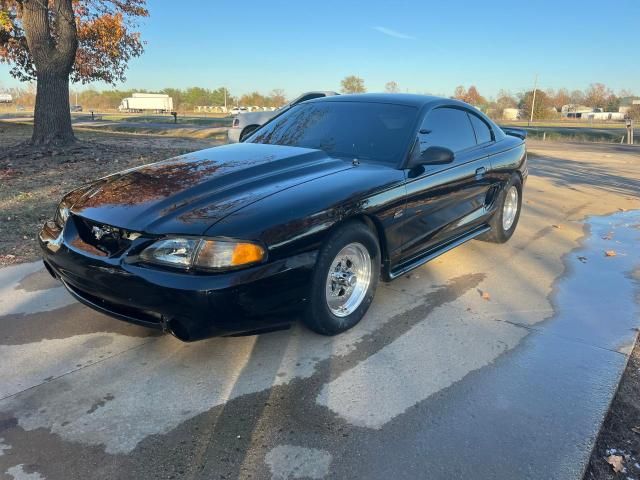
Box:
[407,145,454,169]
[420,146,454,165]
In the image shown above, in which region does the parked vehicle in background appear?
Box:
[41,94,527,341]
[118,93,173,113]
[228,91,339,143]
[70,105,83,112]
[0,93,13,103]
[230,106,248,115]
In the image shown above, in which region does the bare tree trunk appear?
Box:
[21,0,78,147]
[32,71,75,145]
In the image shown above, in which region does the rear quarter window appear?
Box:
[468,113,493,144]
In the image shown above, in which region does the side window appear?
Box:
[468,113,493,144]
[419,108,476,154]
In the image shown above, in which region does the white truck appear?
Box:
[118,93,173,113]
[0,93,13,103]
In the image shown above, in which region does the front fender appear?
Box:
[206,164,407,264]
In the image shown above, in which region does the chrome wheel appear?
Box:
[325,242,372,317]
[502,186,519,231]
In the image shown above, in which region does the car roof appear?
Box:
[306,93,450,108]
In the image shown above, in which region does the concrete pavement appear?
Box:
[0,142,639,479]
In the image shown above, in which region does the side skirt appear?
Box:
[388,224,491,280]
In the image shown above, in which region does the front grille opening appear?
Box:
[73,216,133,257]
[66,281,163,326]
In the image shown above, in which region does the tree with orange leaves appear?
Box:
[453,85,487,107]
[0,0,147,146]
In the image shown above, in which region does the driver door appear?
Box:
[400,107,493,262]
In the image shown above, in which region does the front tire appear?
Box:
[303,221,380,335]
[481,175,523,243]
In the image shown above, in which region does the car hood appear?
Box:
[68,143,352,235]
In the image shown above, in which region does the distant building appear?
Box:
[581,111,626,121]
[561,104,593,118]
[502,108,520,120]
[560,103,625,120]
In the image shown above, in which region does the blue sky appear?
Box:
[1,0,638,99]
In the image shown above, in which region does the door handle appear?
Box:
[475,167,486,178]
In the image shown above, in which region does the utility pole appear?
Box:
[224,87,227,111]
[529,74,538,126]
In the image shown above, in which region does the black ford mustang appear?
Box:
[40,94,527,341]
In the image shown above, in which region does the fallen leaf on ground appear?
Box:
[618,208,627,212]
[605,250,617,257]
[631,426,640,435]
[480,291,491,301]
[606,454,625,473]
[552,224,561,229]
[0,168,17,180]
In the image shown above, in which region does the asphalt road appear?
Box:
[0,141,639,480]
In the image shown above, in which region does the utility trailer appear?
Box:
[118,93,173,113]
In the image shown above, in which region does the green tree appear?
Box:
[182,87,210,109]
[519,90,553,121]
[162,88,183,110]
[605,94,620,112]
[341,75,366,94]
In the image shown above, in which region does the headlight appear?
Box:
[138,238,266,271]
[54,202,70,227]
[139,238,199,268]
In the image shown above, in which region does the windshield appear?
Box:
[246,101,417,165]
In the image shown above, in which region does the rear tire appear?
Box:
[480,175,522,243]
[240,125,259,141]
[303,221,380,336]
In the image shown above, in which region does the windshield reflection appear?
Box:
[248,102,417,165]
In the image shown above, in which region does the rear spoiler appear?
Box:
[500,127,527,140]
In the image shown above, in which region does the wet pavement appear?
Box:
[0,143,639,479]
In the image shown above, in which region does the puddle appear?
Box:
[542,210,640,353]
